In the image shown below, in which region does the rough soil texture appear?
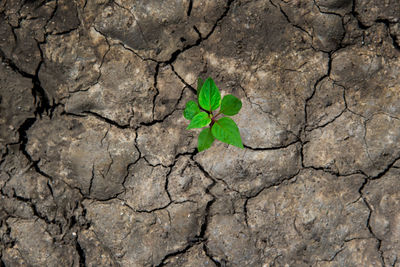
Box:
[1,0,400,266]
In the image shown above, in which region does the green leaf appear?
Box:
[198,128,215,152]
[197,77,204,98]
[211,117,243,148]
[183,100,200,120]
[220,94,242,116]
[187,112,211,129]
[198,77,221,111]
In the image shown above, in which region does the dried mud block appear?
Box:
[40,28,109,103]
[46,0,79,34]
[207,181,244,217]
[119,158,170,211]
[304,111,400,177]
[247,169,370,265]
[310,12,344,52]
[306,78,346,130]
[364,168,400,266]
[0,1,54,74]
[8,22,41,75]
[0,64,34,147]
[274,0,345,51]
[364,114,400,176]
[154,65,186,120]
[331,24,400,119]
[26,115,139,200]
[84,199,208,266]
[317,238,383,267]
[206,214,261,265]
[78,229,118,267]
[315,0,352,15]
[235,95,299,148]
[355,0,400,26]
[168,156,213,204]
[0,197,34,220]
[240,48,328,136]
[2,218,79,266]
[0,14,16,56]
[94,0,228,61]
[1,146,56,221]
[164,244,217,267]
[0,145,85,233]
[195,143,301,196]
[137,110,197,166]
[303,112,370,175]
[65,44,156,126]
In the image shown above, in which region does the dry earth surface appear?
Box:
[1,0,400,266]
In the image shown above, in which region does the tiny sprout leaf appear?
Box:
[183,100,200,120]
[211,117,244,149]
[198,128,215,152]
[220,94,242,116]
[183,76,244,151]
[198,77,221,111]
[187,112,211,129]
[197,77,204,98]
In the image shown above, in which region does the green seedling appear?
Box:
[183,77,244,152]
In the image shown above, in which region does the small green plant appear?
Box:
[183,77,244,152]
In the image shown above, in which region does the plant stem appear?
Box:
[213,112,222,120]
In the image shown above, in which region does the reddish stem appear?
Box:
[213,112,222,120]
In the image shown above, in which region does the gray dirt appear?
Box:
[1,0,400,266]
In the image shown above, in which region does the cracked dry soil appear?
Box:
[1,0,400,266]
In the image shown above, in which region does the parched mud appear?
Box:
[1,0,400,266]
